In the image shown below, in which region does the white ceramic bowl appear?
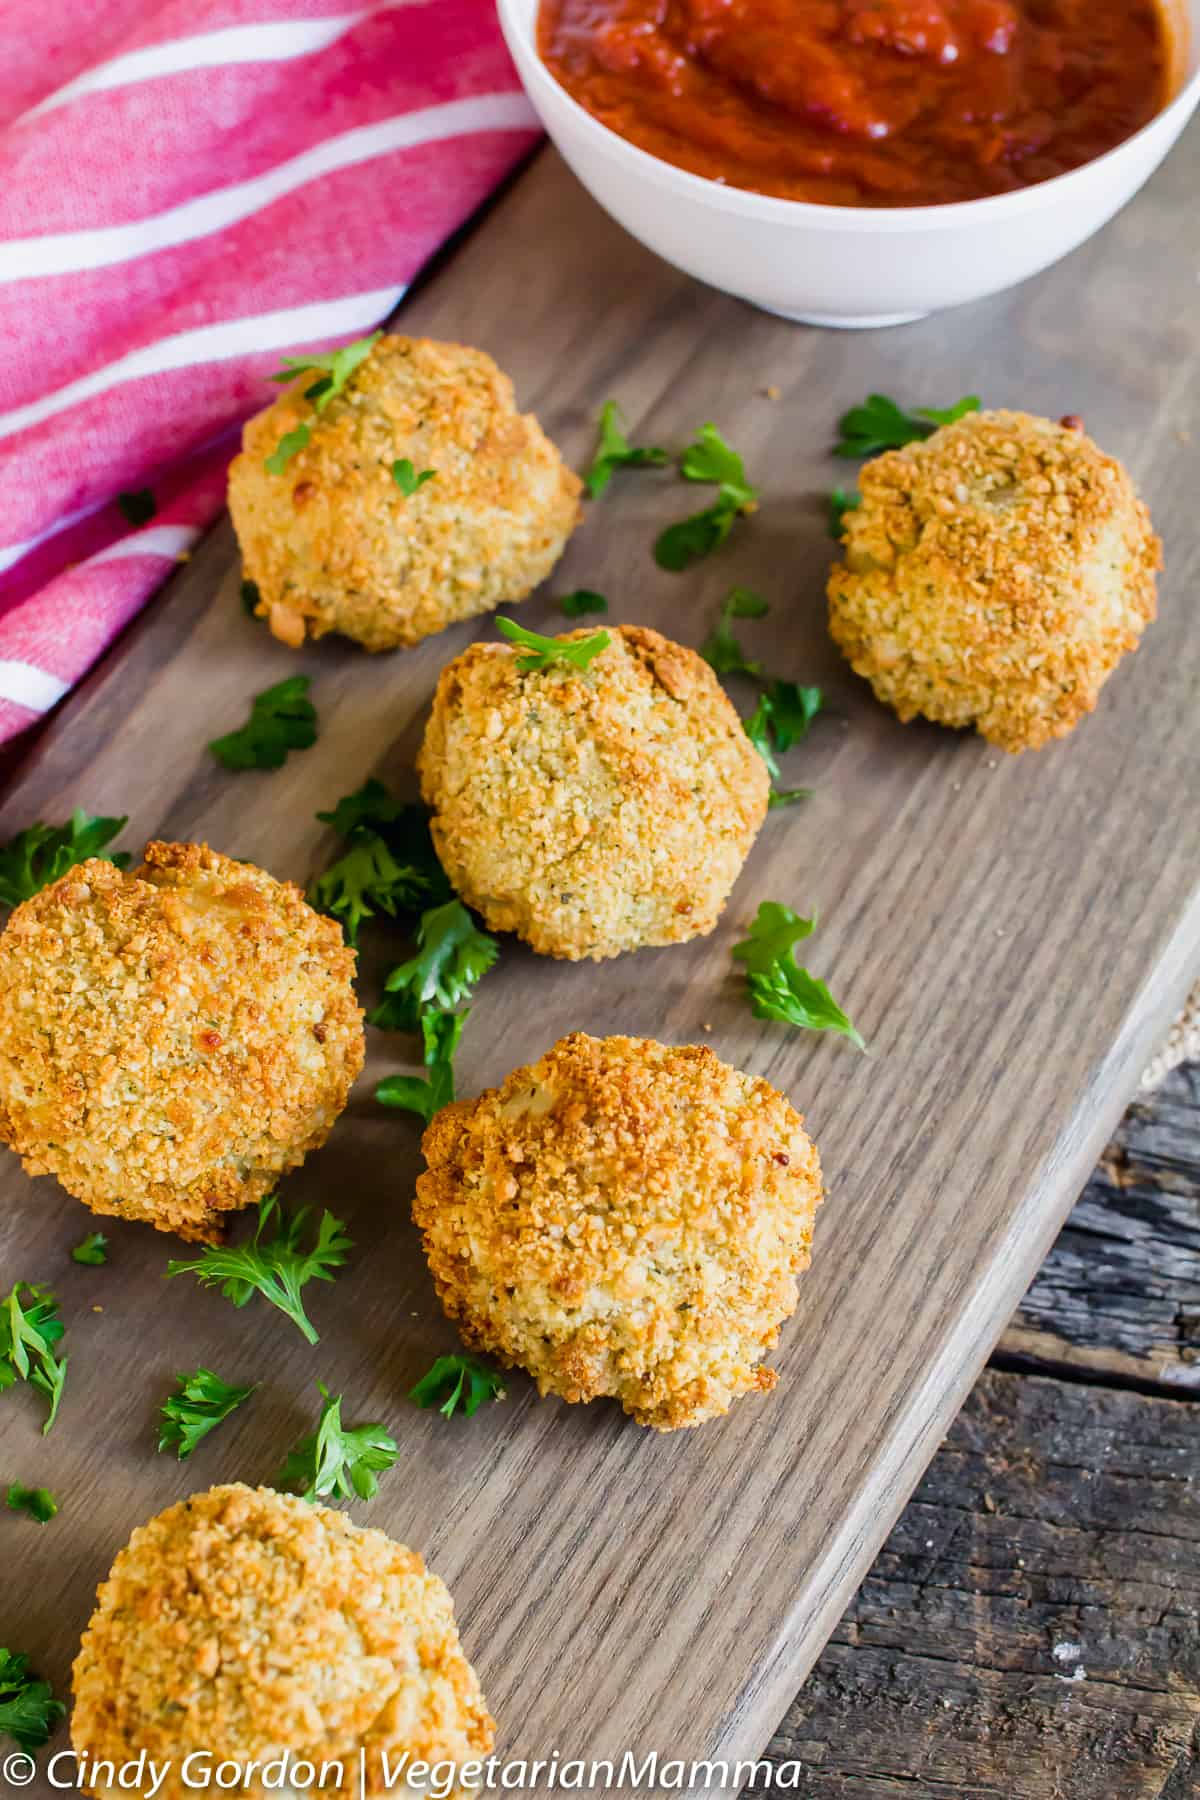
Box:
[497,0,1200,327]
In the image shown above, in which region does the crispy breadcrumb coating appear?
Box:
[0,843,363,1242]
[71,1485,493,1800]
[418,625,770,961]
[827,409,1161,752]
[414,1033,823,1430]
[228,335,582,652]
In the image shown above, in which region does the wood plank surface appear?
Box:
[3,135,1200,1788]
[766,1060,1200,1798]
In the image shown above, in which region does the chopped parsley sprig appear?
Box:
[167,1198,352,1346]
[392,459,435,496]
[0,1650,65,1751]
[833,392,980,459]
[158,1368,257,1460]
[411,1353,506,1419]
[376,1008,466,1124]
[828,486,861,540]
[308,781,450,946]
[208,676,317,771]
[497,616,610,672]
[0,1284,67,1434]
[264,332,381,472]
[71,1233,108,1267]
[5,1484,57,1524]
[734,903,864,1050]
[585,400,669,500]
[559,589,608,618]
[699,591,822,807]
[655,424,758,570]
[278,1383,399,1503]
[0,811,129,909]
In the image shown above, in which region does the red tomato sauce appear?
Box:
[537,0,1172,207]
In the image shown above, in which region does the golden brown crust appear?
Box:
[0,843,363,1241]
[414,1033,823,1430]
[71,1485,493,1800]
[417,624,771,960]
[827,409,1161,753]
[228,335,582,652]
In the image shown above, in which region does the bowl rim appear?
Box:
[497,0,1200,233]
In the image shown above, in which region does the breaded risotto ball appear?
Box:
[0,842,363,1242]
[828,409,1161,752]
[414,1033,824,1430]
[72,1485,493,1800]
[228,335,581,652]
[418,624,770,960]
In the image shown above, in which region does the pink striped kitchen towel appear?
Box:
[0,0,539,747]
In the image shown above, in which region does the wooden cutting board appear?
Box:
[3,141,1199,1790]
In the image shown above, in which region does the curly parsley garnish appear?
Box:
[496,616,610,672]
[699,591,822,806]
[376,1007,466,1124]
[411,1353,506,1419]
[264,422,311,475]
[0,1650,65,1751]
[5,1484,57,1525]
[833,392,980,459]
[116,488,156,528]
[734,903,864,1050]
[278,1382,399,1503]
[0,1285,67,1434]
[654,424,758,571]
[701,587,768,677]
[308,782,450,945]
[392,459,436,496]
[167,1198,352,1346]
[158,1368,257,1460]
[0,811,129,909]
[70,1233,108,1266]
[559,589,608,618]
[208,675,317,771]
[585,400,669,501]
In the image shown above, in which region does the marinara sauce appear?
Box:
[537,0,1172,207]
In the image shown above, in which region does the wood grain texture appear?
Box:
[764,1060,1200,1796]
[3,134,1200,1787]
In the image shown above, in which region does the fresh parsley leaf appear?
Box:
[734,903,864,1050]
[585,400,669,501]
[497,616,611,672]
[269,333,381,410]
[701,587,769,678]
[240,579,261,617]
[0,1650,65,1751]
[764,679,823,752]
[278,1382,399,1503]
[391,459,436,496]
[559,589,608,619]
[308,786,450,945]
[768,786,812,810]
[167,1198,352,1346]
[828,487,860,539]
[655,424,758,570]
[0,1285,66,1435]
[158,1368,256,1460]
[411,1353,506,1418]
[376,1008,466,1122]
[116,489,156,528]
[5,1484,57,1524]
[264,422,311,475]
[833,392,980,459]
[0,811,129,909]
[208,676,317,771]
[70,1233,108,1266]
[375,901,498,1015]
[744,694,782,780]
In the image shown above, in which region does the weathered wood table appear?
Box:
[764,1062,1200,1799]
